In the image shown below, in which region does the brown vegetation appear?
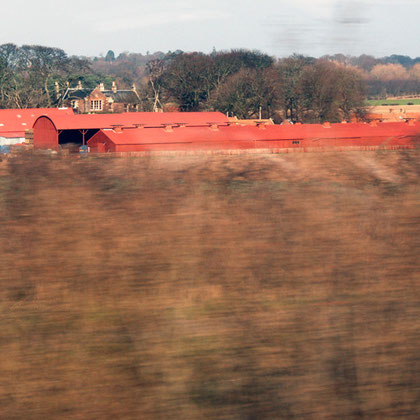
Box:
[0,150,419,419]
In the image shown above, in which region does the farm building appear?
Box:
[0,108,73,146]
[87,120,420,153]
[32,112,230,149]
[32,111,420,153]
[61,81,141,113]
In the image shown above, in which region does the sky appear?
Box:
[2,0,419,58]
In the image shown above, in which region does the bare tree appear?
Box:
[209,68,281,119]
[146,59,165,112]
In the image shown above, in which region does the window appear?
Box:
[71,100,78,109]
[292,140,300,144]
[90,100,103,111]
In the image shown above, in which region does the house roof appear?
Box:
[33,112,230,131]
[102,90,140,104]
[0,108,74,135]
[64,89,92,100]
[62,88,140,104]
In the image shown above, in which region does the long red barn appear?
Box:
[87,121,420,153]
[32,112,420,153]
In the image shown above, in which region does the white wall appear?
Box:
[0,137,25,146]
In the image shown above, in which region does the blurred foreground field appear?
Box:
[0,150,419,419]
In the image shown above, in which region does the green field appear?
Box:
[366,98,420,106]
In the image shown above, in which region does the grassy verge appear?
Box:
[0,150,419,419]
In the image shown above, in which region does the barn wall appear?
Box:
[33,117,59,149]
[87,131,114,153]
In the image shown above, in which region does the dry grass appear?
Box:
[0,149,419,419]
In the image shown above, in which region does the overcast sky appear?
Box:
[2,0,419,58]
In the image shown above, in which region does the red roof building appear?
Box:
[0,108,73,145]
[32,111,420,153]
[87,121,420,153]
[32,112,229,149]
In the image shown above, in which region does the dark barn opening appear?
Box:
[59,129,99,146]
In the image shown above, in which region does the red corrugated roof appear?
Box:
[33,112,229,131]
[250,121,420,140]
[98,126,250,146]
[0,108,73,135]
[0,131,27,138]
[92,121,420,147]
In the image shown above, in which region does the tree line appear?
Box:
[141,51,366,123]
[0,44,96,109]
[1,44,419,123]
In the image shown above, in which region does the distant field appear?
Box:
[367,98,420,106]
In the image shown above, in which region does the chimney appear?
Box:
[99,82,105,92]
[112,81,117,93]
[77,80,83,90]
